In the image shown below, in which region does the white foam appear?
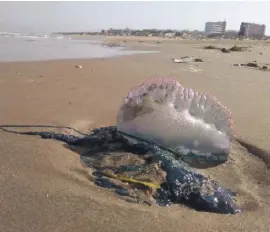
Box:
[117,77,234,155]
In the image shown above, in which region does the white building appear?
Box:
[239,22,266,39]
[204,21,226,36]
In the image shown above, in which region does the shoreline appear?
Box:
[0,35,159,63]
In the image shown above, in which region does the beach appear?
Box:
[0,36,269,232]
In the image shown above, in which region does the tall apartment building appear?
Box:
[204,21,226,36]
[238,22,266,39]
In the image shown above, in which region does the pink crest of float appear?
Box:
[117,77,235,155]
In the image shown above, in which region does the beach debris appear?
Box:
[233,61,269,71]
[204,45,218,49]
[173,56,203,63]
[221,48,230,53]
[233,62,258,68]
[75,65,82,69]
[228,45,248,52]
[204,45,249,53]
[259,52,263,55]
[245,62,259,68]
[193,58,203,62]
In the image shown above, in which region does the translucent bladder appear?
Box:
[116,77,234,156]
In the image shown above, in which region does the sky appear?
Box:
[0,1,270,34]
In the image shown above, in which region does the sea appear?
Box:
[0,32,155,62]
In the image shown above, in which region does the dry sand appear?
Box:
[0,37,269,232]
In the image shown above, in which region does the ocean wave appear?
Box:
[0,32,49,40]
[0,32,21,37]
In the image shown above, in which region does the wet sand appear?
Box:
[0,38,269,232]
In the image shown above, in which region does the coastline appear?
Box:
[0,39,269,232]
[0,34,158,62]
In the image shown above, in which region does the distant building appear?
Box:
[204,21,226,36]
[163,32,175,38]
[238,22,266,39]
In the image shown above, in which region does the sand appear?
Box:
[0,37,269,232]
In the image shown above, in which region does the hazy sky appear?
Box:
[1,1,270,34]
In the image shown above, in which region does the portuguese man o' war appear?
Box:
[116,77,239,214]
[0,77,241,214]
